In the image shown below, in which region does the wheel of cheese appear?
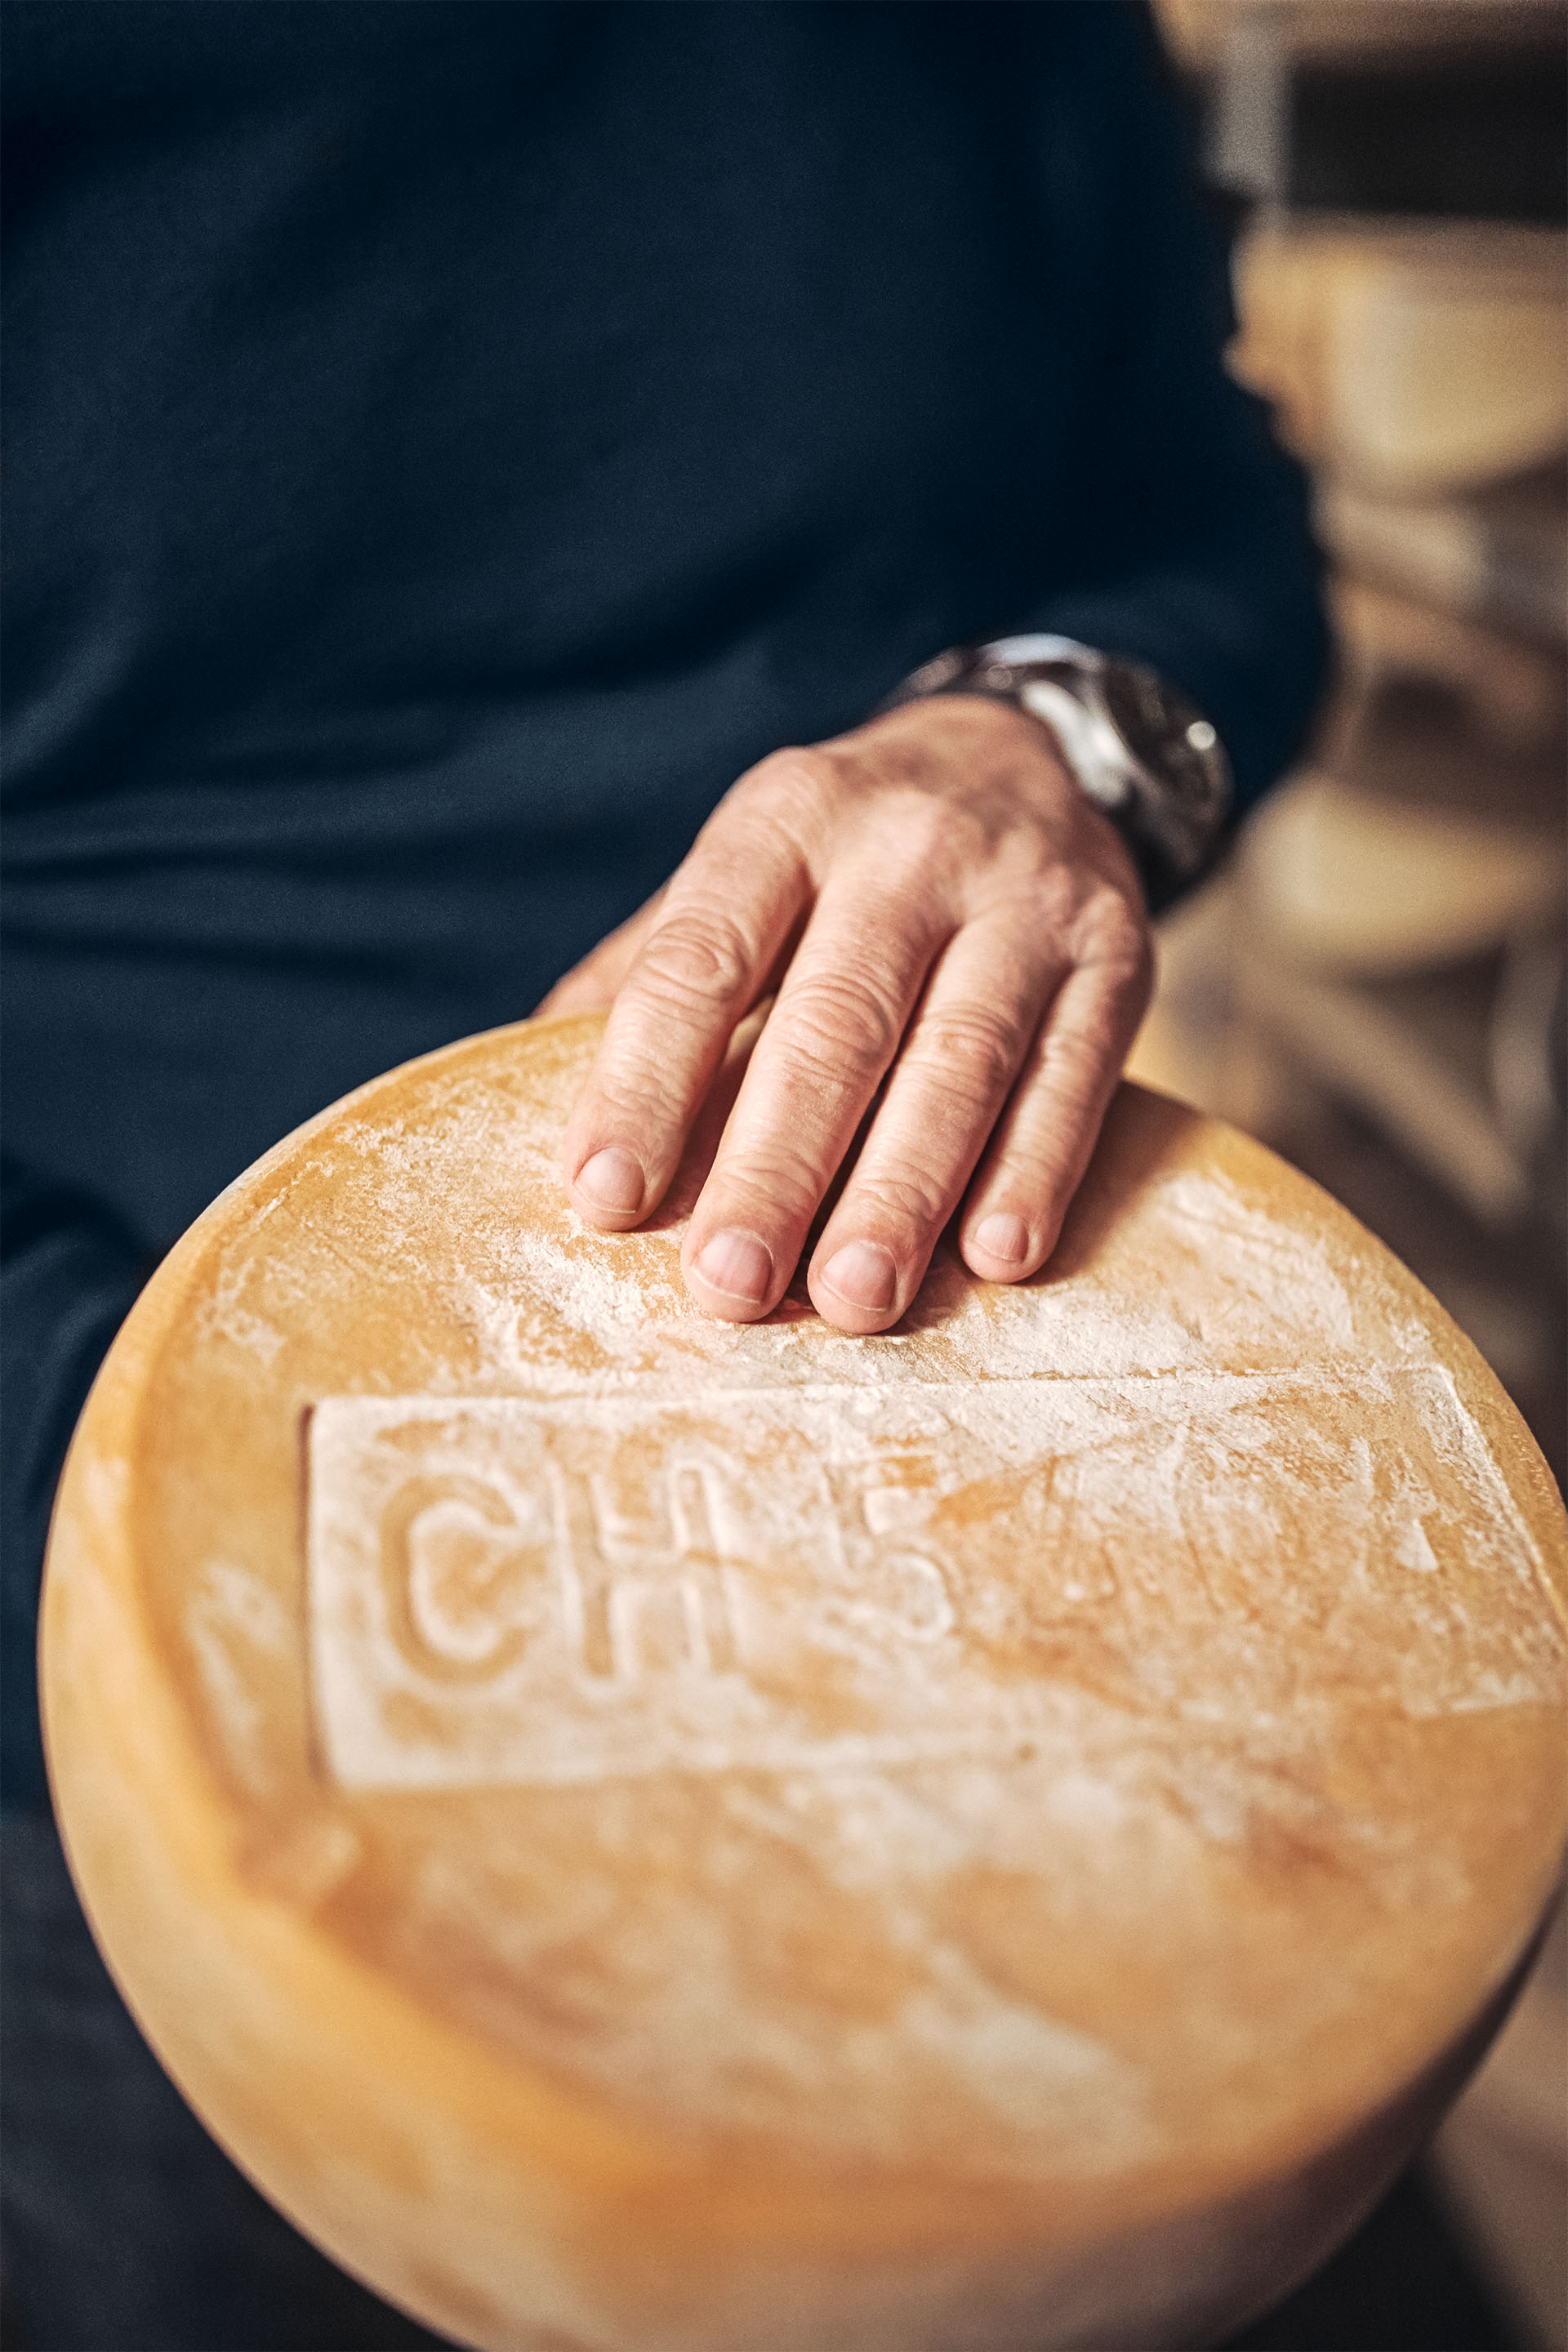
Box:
[40,1013,1568,2352]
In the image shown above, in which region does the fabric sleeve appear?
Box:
[2,1160,148,1808]
[1017,6,1330,830]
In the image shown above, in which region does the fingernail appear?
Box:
[576,1147,645,1216]
[973,1212,1031,1265]
[694,1229,773,1305]
[820,1240,898,1314]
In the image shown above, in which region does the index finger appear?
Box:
[560,783,814,1227]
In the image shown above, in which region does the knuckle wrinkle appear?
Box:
[639,911,753,1010]
[779,971,903,1080]
[914,1007,1025,1102]
[855,1165,949,1232]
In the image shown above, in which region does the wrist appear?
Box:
[879,635,1232,913]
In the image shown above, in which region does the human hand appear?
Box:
[541,695,1153,1333]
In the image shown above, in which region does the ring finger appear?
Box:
[680,866,952,1320]
[804,922,1062,1331]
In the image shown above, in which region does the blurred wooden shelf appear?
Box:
[1158,0,1568,73]
[1238,765,1566,973]
[1230,219,1568,492]
[1435,1898,1568,2351]
[1331,579,1568,751]
[1319,468,1567,647]
[1318,680,1567,823]
[1236,952,1537,1224]
[1177,0,1567,220]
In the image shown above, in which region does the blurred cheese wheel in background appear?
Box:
[40,1013,1568,2352]
[1239,768,1568,977]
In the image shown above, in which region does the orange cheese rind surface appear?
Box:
[42,1013,1568,2352]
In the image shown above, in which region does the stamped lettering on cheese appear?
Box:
[305,1372,1562,1791]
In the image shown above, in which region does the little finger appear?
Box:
[960,948,1152,1281]
[805,924,1060,1331]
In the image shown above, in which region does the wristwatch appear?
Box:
[880,633,1232,913]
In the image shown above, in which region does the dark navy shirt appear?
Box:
[1,1,1327,1800]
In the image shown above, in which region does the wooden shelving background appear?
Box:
[1139,7,1566,2345]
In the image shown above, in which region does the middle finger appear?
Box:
[680,864,951,1319]
[807,920,1059,1330]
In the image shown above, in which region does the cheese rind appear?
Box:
[41,1013,1568,2352]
